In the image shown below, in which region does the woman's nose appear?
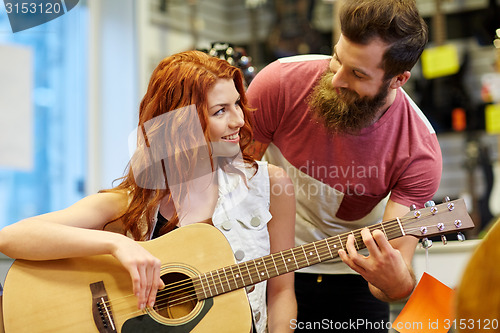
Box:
[230,107,244,128]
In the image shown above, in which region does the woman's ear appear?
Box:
[389,71,411,89]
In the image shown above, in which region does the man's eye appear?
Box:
[353,71,364,79]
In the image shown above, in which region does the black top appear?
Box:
[152,212,176,239]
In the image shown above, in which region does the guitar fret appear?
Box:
[312,242,322,261]
[209,271,218,296]
[380,222,388,239]
[270,253,279,276]
[351,231,360,250]
[243,261,254,285]
[244,262,254,286]
[251,259,260,282]
[324,239,334,258]
[222,267,231,292]
[261,257,270,279]
[396,217,406,236]
[235,264,245,288]
[280,252,290,273]
[216,270,224,294]
[302,243,320,266]
[290,248,299,270]
[300,245,310,266]
[216,269,225,294]
[203,273,212,297]
[338,235,345,251]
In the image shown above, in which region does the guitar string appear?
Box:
[154,211,457,309]
[108,220,457,320]
[113,218,437,316]
[99,218,439,318]
[97,217,406,309]
[150,218,422,309]
[144,215,446,308]
[99,210,455,315]
[98,210,442,314]
[152,218,457,312]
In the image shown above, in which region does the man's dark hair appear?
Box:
[340,0,428,79]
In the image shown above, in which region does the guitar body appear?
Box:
[3,223,251,333]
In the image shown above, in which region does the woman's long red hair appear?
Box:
[103,50,256,240]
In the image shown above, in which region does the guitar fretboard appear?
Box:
[192,219,405,300]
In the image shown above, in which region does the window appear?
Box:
[0,4,88,228]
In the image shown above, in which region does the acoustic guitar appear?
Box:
[3,198,474,332]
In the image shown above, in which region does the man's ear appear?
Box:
[389,71,411,89]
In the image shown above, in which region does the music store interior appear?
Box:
[0,0,499,330]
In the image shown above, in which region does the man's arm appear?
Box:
[246,139,269,161]
[339,199,418,302]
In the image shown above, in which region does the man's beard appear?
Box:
[308,71,391,134]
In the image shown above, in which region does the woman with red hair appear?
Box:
[0,50,297,332]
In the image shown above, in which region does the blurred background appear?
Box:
[0,0,499,315]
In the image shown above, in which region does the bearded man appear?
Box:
[246,0,442,332]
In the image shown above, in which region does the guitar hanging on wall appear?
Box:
[417,0,472,133]
[267,0,327,58]
[3,198,474,332]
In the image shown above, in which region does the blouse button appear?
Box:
[250,216,260,227]
[234,250,245,261]
[254,311,261,322]
[221,220,232,231]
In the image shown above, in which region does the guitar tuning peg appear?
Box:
[441,235,448,245]
[409,204,417,211]
[421,237,433,249]
[424,200,436,207]
[457,232,466,242]
[443,196,451,203]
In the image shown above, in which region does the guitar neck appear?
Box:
[192,198,473,301]
[192,219,405,300]
[192,198,473,300]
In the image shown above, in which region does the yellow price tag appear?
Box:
[485,104,500,134]
[421,44,460,79]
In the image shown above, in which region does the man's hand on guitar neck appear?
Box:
[338,199,418,302]
[338,229,416,302]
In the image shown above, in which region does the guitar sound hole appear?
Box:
[154,272,197,319]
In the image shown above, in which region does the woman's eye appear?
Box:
[213,108,224,116]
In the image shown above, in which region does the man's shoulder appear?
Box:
[278,54,331,64]
[398,89,436,135]
[277,54,331,73]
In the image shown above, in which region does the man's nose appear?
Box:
[331,68,348,89]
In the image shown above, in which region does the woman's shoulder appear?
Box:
[266,164,293,188]
[77,190,130,218]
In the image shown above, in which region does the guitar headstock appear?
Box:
[401,198,474,239]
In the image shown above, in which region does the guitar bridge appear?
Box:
[90,281,118,333]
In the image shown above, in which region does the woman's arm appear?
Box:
[266,164,297,332]
[0,192,164,309]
